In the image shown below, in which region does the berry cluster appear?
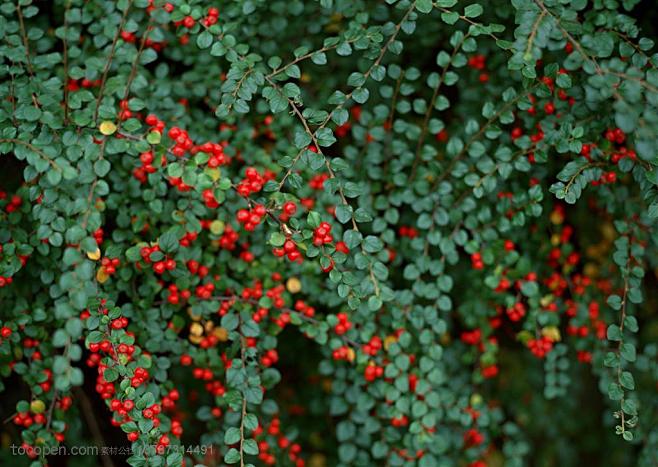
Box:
[334,312,352,335]
[273,239,302,262]
[312,221,333,246]
[236,167,271,196]
[168,127,194,157]
[237,204,267,231]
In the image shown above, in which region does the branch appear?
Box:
[93,1,134,125]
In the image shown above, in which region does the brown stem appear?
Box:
[93,1,133,125]
[62,1,71,124]
[409,33,469,181]
[16,3,40,108]
[74,387,116,467]
[0,138,61,170]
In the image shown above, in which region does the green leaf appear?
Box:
[197,31,213,49]
[159,229,179,253]
[224,448,240,464]
[335,205,353,224]
[620,343,636,362]
[94,159,111,177]
[607,324,622,341]
[416,0,433,13]
[464,4,483,18]
[224,427,241,444]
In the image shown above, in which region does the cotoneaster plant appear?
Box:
[1,0,658,466]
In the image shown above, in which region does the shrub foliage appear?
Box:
[1,0,658,466]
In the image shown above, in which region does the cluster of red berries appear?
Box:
[0,275,14,287]
[308,173,329,190]
[279,201,297,221]
[293,300,315,318]
[129,366,149,388]
[237,204,267,231]
[398,226,419,238]
[565,300,606,349]
[138,245,177,275]
[334,241,349,254]
[190,366,226,397]
[186,259,209,278]
[273,239,302,262]
[93,227,104,245]
[170,419,183,437]
[67,78,101,91]
[179,231,198,247]
[194,282,216,300]
[87,339,112,365]
[605,127,626,145]
[133,150,159,183]
[364,363,384,382]
[19,338,43,364]
[120,30,137,43]
[165,284,191,305]
[273,310,291,329]
[144,113,166,134]
[252,306,269,323]
[155,434,170,453]
[109,398,135,426]
[101,257,120,275]
[334,312,352,335]
[168,127,193,157]
[110,317,128,331]
[178,15,196,29]
[118,99,134,121]
[201,7,220,27]
[313,221,333,246]
[362,336,382,356]
[168,176,192,192]
[254,417,305,466]
[194,141,229,168]
[218,224,239,250]
[461,329,482,346]
[494,276,511,293]
[506,302,526,322]
[332,345,352,361]
[610,146,637,164]
[236,167,272,197]
[391,414,409,427]
[528,336,554,358]
[202,188,220,208]
[141,402,162,420]
[217,299,235,316]
[3,193,22,213]
[470,252,484,270]
[13,410,46,428]
[261,349,279,367]
[93,364,116,400]
[265,285,286,309]
[192,366,214,381]
[467,54,489,82]
[463,428,484,448]
[592,171,617,186]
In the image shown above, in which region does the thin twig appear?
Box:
[16,3,41,108]
[74,387,116,467]
[93,1,133,125]
[62,1,72,124]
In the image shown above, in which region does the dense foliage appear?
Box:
[1,0,658,466]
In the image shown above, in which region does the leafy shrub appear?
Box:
[1,0,658,466]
